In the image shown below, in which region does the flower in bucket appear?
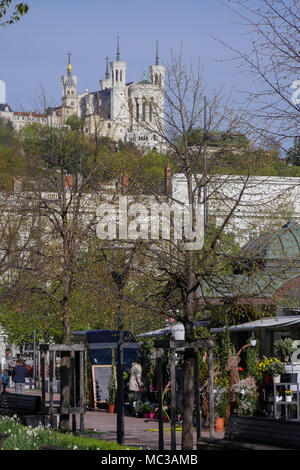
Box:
[257,357,285,380]
[214,384,228,418]
[285,390,292,396]
[232,381,257,416]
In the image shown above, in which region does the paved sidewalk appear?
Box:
[76,409,224,450]
[5,387,224,450]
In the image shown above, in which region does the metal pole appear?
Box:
[208,344,214,438]
[41,349,46,408]
[71,350,76,432]
[79,350,85,433]
[49,350,54,428]
[170,347,176,450]
[33,327,36,389]
[116,341,124,444]
[117,296,124,445]
[194,350,201,441]
[157,350,164,451]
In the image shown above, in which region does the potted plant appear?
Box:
[257,357,285,383]
[266,359,285,383]
[143,403,152,418]
[232,381,257,416]
[274,338,297,363]
[214,385,228,432]
[285,390,293,402]
[149,404,156,419]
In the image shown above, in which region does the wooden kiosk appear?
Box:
[39,343,85,431]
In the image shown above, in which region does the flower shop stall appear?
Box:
[212,317,300,420]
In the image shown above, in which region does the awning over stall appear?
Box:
[211,316,300,333]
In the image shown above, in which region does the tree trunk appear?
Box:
[182,259,197,450]
[59,288,72,431]
[60,351,71,430]
[182,347,196,450]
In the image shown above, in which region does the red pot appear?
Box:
[214,417,224,433]
[108,404,115,413]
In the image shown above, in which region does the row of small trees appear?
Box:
[0,0,299,450]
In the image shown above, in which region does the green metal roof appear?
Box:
[197,221,300,302]
[241,219,300,261]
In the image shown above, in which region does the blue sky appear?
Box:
[0,0,254,110]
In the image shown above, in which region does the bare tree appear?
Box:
[123,49,299,449]
[214,0,300,147]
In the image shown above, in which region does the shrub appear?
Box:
[274,338,297,362]
[232,381,257,416]
[0,416,137,450]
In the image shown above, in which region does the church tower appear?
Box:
[61,51,79,122]
[100,56,112,91]
[149,41,165,89]
[110,37,127,122]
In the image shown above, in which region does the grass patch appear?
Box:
[0,416,138,450]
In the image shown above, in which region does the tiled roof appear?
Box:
[13,111,46,118]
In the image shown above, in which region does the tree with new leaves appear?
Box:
[122,49,299,449]
[0,1,29,26]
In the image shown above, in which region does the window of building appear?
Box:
[116,70,119,82]
[120,70,123,82]
[142,102,146,122]
[136,100,139,121]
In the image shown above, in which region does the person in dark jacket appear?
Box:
[12,360,28,394]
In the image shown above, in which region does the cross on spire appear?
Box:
[116,35,120,62]
[155,40,159,66]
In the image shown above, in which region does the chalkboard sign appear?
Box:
[92,365,112,407]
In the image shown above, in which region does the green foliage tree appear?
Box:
[0,0,29,26]
[286,139,300,167]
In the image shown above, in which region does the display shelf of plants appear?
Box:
[273,382,300,420]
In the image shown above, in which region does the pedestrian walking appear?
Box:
[12,360,28,394]
[1,370,9,393]
[128,357,143,416]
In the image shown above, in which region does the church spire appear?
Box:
[67,50,72,75]
[105,56,110,79]
[116,35,120,62]
[155,40,159,66]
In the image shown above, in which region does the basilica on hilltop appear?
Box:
[0,38,166,151]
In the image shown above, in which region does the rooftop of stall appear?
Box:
[71,329,139,370]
